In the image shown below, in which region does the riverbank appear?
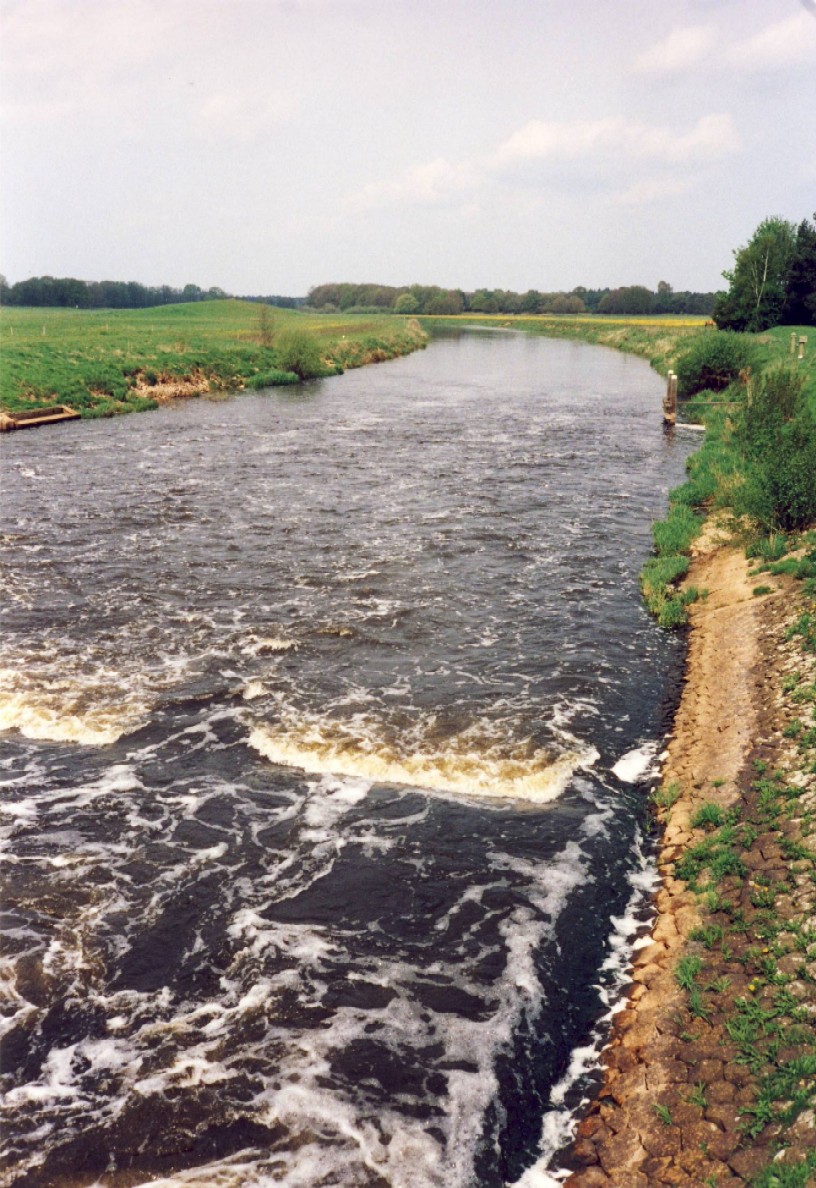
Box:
[560,523,816,1186]
[0,301,427,420]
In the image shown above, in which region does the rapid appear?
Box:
[0,331,695,1186]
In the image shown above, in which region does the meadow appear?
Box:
[0,301,426,418]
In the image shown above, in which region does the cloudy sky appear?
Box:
[1,0,814,296]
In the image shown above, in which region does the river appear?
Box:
[0,331,694,1187]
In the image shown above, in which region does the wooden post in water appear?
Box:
[663,371,677,425]
[791,331,798,355]
[799,336,807,360]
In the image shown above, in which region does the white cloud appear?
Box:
[346,113,739,216]
[723,12,816,70]
[634,11,816,76]
[633,25,716,74]
[491,113,740,168]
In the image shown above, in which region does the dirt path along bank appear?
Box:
[564,526,816,1186]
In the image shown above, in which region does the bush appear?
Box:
[741,367,816,531]
[275,330,327,380]
[674,331,757,396]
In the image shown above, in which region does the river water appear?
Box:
[0,332,694,1187]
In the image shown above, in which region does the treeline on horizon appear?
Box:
[306,281,716,317]
[0,272,714,317]
[0,275,304,311]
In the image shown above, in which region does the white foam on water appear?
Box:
[5,1045,80,1105]
[611,739,661,784]
[0,665,147,746]
[510,831,659,1186]
[239,635,298,657]
[247,714,598,806]
[215,839,593,1188]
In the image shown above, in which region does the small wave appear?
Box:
[0,670,143,746]
[248,716,597,805]
[240,635,298,657]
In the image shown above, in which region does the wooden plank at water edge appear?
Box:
[0,406,81,431]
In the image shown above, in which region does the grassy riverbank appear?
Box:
[0,301,426,419]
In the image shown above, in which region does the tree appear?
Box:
[653,281,674,315]
[548,293,585,314]
[713,217,796,331]
[394,293,419,314]
[597,285,653,315]
[469,289,498,313]
[782,215,816,326]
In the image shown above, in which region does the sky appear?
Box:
[1,0,815,297]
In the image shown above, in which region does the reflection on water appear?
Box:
[0,333,693,1186]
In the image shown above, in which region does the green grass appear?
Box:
[651,781,682,811]
[676,953,704,990]
[691,802,729,830]
[652,1102,674,1126]
[0,301,427,418]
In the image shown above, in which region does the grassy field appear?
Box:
[0,301,426,419]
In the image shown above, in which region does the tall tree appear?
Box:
[782,215,816,326]
[713,217,797,331]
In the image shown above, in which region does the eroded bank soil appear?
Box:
[564,529,816,1186]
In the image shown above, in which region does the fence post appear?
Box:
[663,371,677,425]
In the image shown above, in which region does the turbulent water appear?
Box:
[0,332,695,1187]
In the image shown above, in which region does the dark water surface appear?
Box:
[0,333,695,1187]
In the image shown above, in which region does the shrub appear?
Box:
[740,368,816,531]
[275,330,327,380]
[674,331,757,396]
